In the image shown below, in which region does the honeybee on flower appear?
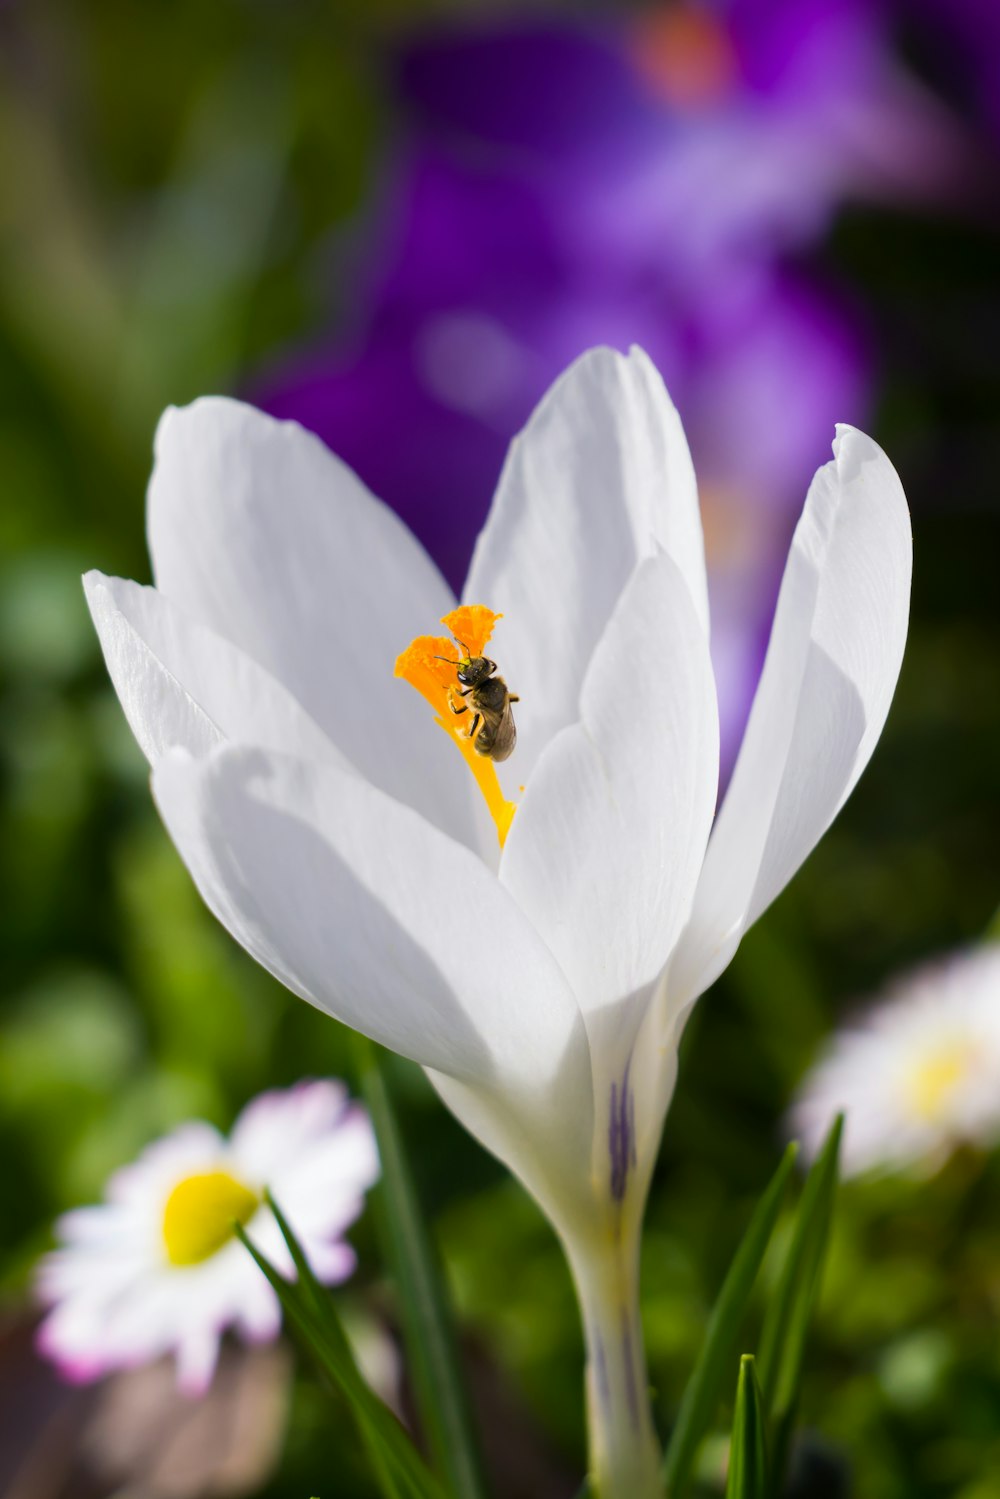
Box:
[433,616,520,763]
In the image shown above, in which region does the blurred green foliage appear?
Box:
[1,3,999,1497]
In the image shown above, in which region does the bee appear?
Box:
[437,641,520,762]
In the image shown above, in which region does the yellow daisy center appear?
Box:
[395,603,518,848]
[162,1169,260,1267]
[905,1042,973,1124]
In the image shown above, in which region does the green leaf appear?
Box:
[726,1357,768,1499]
[662,1143,798,1496]
[236,1221,446,1499]
[354,1037,489,1499]
[757,1115,843,1491]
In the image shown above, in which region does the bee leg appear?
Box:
[448,699,468,716]
[466,712,482,742]
[509,695,520,703]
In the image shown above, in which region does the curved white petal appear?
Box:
[150,743,591,1134]
[84,572,344,768]
[671,426,912,1010]
[146,397,477,848]
[501,552,718,1022]
[499,553,717,1207]
[465,346,708,792]
[426,1067,596,1247]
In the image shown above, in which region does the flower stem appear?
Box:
[567,1229,664,1499]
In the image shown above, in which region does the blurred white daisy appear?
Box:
[790,944,1000,1176]
[37,1080,379,1394]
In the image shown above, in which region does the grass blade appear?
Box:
[237,1224,447,1499]
[757,1116,843,1492]
[663,1143,798,1496]
[265,1190,355,1362]
[726,1356,768,1499]
[354,1037,489,1499]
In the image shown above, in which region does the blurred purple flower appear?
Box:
[256,0,965,763]
[258,142,867,767]
[395,1,969,297]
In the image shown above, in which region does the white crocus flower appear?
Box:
[791,943,1000,1177]
[85,346,910,1499]
[37,1082,378,1394]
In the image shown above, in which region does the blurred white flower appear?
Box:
[790,944,1000,1176]
[37,1081,378,1394]
[84,345,910,1496]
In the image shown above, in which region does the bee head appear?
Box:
[457,656,493,686]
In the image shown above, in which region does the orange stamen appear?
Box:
[395,605,517,848]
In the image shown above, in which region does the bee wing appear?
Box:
[489,700,517,762]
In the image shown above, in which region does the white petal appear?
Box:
[146,397,477,847]
[229,1079,349,1181]
[498,554,717,1210]
[230,1081,380,1233]
[501,552,718,1024]
[302,1241,358,1285]
[150,743,589,1103]
[465,346,708,791]
[234,1276,283,1342]
[84,572,343,767]
[271,1118,379,1239]
[175,1322,222,1396]
[671,426,912,1009]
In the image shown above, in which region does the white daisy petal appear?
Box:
[146,397,476,847]
[269,1117,380,1241]
[229,1079,351,1182]
[230,1082,380,1247]
[175,1322,223,1397]
[234,1275,283,1342]
[302,1241,358,1285]
[671,426,911,1009]
[790,944,1000,1177]
[466,346,708,790]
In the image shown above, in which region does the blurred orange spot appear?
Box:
[629,5,737,111]
[698,482,764,571]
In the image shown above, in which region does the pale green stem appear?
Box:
[566,1226,664,1499]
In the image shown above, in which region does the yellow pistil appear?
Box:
[905,1043,972,1124]
[395,604,517,848]
[162,1169,260,1267]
